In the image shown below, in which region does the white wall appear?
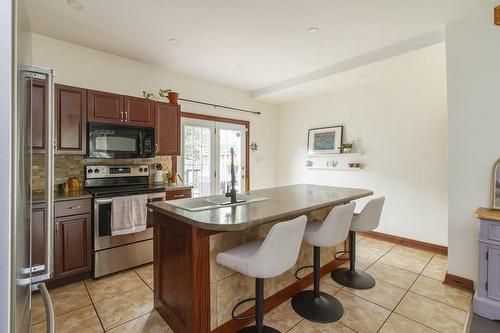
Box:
[30,33,278,190]
[446,9,500,282]
[276,44,448,245]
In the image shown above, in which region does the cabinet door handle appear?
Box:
[67,205,82,210]
[155,143,159,153]
[174,194,185,198]
[55,222,59,234]
[120,111,124,121]
[125,111,128,122]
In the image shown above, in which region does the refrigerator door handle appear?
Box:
[38,283,55,333]
[44,67,55,281]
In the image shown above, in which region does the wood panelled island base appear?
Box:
[149,184,373,333]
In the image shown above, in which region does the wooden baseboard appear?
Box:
[358,231,448,256]
[211,258,347,333]
[444,272,474,293]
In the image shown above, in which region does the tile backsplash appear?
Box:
[32,154,173,192]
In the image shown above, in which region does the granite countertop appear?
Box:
[475,207,500,223]
[148,184,373,231]
[32,189,92,204]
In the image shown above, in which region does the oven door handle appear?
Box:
[94,198,113,205]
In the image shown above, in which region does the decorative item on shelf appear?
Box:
[307,125,343,155]
[326,160,338,168]
[491,159,500,210]
[348,162,361,169]
[159,89,179,104]
[250,141,258,151]
[143,88,180,104]
[142,90,156,100]
[305,160,313,167]
[153,163,164,184]
[340,142,354,154]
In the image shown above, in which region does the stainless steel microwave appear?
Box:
[87,123,155,159]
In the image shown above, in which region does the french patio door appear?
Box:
[180,118,246,197]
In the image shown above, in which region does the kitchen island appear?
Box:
[147,184,372,333]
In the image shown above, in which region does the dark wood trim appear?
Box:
[181,112,250,191]
[212,258,347,333]
[358,231,448,256]
[181,112,250,127]
[444,272,474,293]
[495,5,500,26]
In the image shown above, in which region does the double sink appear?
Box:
[165,193,269,212]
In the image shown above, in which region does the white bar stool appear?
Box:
[291,202,356,323]
[331,197,385,289]
[216,216,307,333]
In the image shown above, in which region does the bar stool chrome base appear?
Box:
[331,268,375,289]
[291,290,344,323]
[238,326,281,333]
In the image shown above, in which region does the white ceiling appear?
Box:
[25,0,494,94]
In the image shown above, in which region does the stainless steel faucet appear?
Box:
[225,147,238,204]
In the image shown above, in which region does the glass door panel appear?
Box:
[181,119,214,197]
[180,118,246,197]
[217,124,246,195]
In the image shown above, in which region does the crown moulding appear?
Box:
[495,6,500,26]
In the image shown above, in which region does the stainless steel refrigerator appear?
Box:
[8,0,56,332]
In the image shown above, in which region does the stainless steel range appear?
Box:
[85,165,165,278]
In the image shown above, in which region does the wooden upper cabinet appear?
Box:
[124,96,155,127]
[55,84,87,154]
[155,102,180,155]
[87,90,124,125]
[32,80,46,151]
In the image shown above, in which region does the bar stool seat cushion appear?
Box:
[216,216,307,279]
[216,239,264,277]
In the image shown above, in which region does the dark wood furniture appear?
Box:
[155,102,180,155]
[87,90,124,125]
[165,188,191,201]
[55,84,87,154]
[32,80,46,151]
[31,198,92,283]
[124,96,155,127]
[88,90,155,127]
[33,83,180,155]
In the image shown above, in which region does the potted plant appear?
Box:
[340,142,354,154]
[159,89,179,104]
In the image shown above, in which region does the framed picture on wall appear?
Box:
[492,159,500,210]
[307,125,343,155]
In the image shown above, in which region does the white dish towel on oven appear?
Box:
[111,194,148,236]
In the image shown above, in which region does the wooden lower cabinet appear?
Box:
[32,199,92,284]
[165,188,192,201]
[54,213,92,279]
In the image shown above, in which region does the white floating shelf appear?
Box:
[305,166,362,171]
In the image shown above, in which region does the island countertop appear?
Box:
[147,184,373,231]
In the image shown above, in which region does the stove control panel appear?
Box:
[85,165,151,179]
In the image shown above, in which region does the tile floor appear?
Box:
[32,236,472,333]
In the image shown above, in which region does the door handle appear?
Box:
[120,111,124,122]
[125,111,128,122]
[39,283,55,333]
